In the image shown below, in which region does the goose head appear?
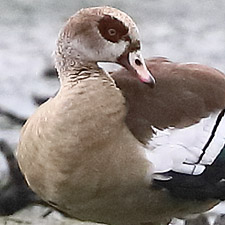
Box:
[55,6,155,86]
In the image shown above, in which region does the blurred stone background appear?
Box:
[1,0,225,224]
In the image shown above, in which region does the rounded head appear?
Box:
[56,6,155,85]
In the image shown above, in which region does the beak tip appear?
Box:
[148,81,155,88]
[138,73,156,88]
[145,79,156,88]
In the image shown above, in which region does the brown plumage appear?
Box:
[113,57,225,144]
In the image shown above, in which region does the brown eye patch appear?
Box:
[98,15,130,43]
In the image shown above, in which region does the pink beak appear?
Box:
[117,50,156,88]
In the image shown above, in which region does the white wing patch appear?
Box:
[145,110,225,175]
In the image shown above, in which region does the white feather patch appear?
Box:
[70,37,128,62]
[145,110,225,175]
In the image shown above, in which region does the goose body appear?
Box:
[17,6,225,225]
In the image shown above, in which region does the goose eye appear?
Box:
[108,28,117,36]
[98,15,129,43]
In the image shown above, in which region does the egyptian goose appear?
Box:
[16,6,225,225]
